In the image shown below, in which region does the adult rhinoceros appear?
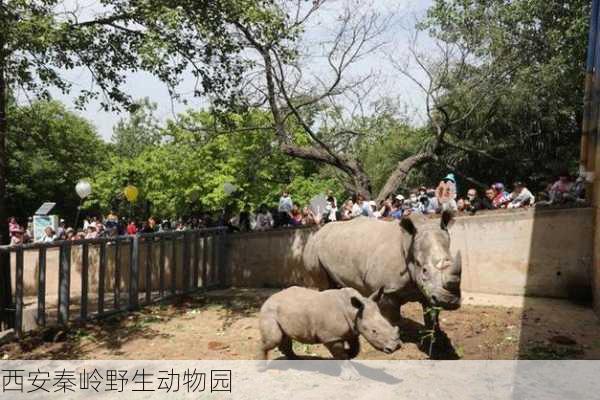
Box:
[302,211,461,334]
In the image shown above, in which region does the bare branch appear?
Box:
[72,13,132,27]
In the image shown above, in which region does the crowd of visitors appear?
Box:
[222,171,586,232]
[6,213,219,245]
[5,171,587,245]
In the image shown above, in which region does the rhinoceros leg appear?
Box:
[321,265,342,290]
[326,341,360,380]
[257,317,282,360]
[325,340,351,359]
[346,336,361,359]
[419,302,459,359]
[277,335,298,360]
[420,301,451,359]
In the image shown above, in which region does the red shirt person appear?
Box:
[127,221,138,235]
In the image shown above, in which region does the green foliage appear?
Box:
[286,174,342,207]
[0,0,250,111]
[7,100,108,220]
[350,108,431,194]
[111,98,162,158]
[89,108,340,218]
[0,0,303,225]
[421,0,590,190]
[521,341,584,360]
[3,0,591,217]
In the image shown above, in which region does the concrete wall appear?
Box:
[226,227,324,289]
[226,208,594,300]
[450,207,593,299]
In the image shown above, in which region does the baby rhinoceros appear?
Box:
[258,286,402,360]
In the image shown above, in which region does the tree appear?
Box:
[6,100,108,221]
[167,0,489,201]
[0,0,255,241]
[0,0,261,323]
[111,98,161,158]
[206,0,590,199]
[229,1,387,199]
[418,0,591,188]
[351,103,431,194]
[90,108,341,218]
[384,29,518,195]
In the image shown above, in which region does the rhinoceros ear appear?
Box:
[350,296,364,311]
[440,210,455,231]
[400,217,417,236]
[369,287,385,303]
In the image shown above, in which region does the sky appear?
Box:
[47,0,434,141]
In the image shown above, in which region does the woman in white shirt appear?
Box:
[38,227,57,243]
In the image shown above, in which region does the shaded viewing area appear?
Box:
[0,206,598,360]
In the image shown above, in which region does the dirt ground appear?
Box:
[2,288,600,360]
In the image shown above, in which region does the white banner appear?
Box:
[0,360,598,399]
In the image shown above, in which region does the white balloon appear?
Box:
[223,182,236,196]
[75,180,92,199]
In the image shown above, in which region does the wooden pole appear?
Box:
[582,0,600,188]
[587,0,600,202]
[587,0,600,317]
[0,5,13,329]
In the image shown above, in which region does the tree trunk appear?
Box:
[375,152,432,204]
[349,163,373,199]
[0,45,8,244]
[0,20,12,329]
[279,143,373,198]
[259,47,374,199]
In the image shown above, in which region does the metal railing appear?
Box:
[0,227,228,338]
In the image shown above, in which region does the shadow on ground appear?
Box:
[265,360,402,383]
[5,312,175,360]
[3,286,599,360]
[519,207,597,360]
[178,289,269,329]
[395,315,459,360]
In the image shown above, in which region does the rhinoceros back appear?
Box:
[303,217,410,296]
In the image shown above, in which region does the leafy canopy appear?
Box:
[90,108,341,218]
[421,0,590,187]
[0,0,262,110]
[7,100,108,220]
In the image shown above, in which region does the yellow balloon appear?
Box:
[124,185,139,203]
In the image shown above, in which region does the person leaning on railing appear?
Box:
[255,204,274,231]
[37,226,57,243]
[507,182,535,209]
[8,217,26,245]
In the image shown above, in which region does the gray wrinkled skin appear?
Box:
[303,212,461,329]
[257,286,402,360]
